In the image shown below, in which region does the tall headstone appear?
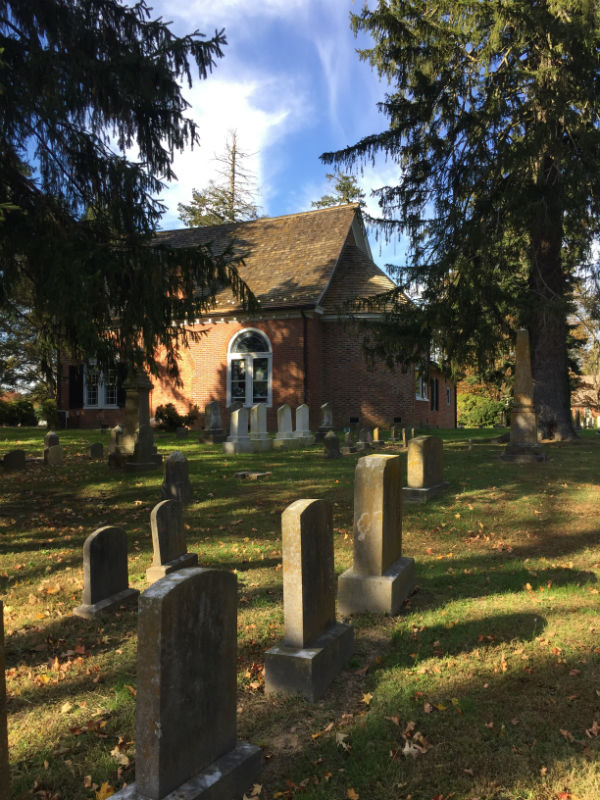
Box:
[402,436,449,503]
[2,450,25,471]
[265,499,353,701]
[294,404,315,446]
[146,500,198,583]
[223,407,253,454]
[43,431,59,448]
[338,455,415,615]
[316,402,334,443]
[0,601,9,800]
[125,372,162,472]
[273,403,298,449]
[402,427,408,448]
[502,328,546,462]
[349,418,360,442]
[73,526,139,618]
[202,401,226,444]
[45,444,64,466]
[356,426,372,452]
[323,430,341,459]
[161,451,193,505]
[111,569,262,800]
[372,427,380,442]
[341,431,357,455]
[249,403,273,452]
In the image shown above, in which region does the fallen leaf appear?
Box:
[96,782,115,800]
[560,729,575,743]
[347,789,359,800]
[424,702,433,714]
[60,701,73,714]
[585,720,600,737]
[361,692,373,706]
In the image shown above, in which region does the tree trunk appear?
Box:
[528,159,576,440]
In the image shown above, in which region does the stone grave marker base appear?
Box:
[501,443,546,463]
[341,445,357,455]
[110,741,262,800]
[146,552,198,583]
[265,622,353,702]
[272,437,300,450]
[200,430,227,444]
[337,556,415,616]
[402,481,449,504]
[73,587,139,619]
[125,454,162,472]
[223,439,255,455]
[250,437,274,452]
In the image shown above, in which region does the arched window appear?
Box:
[227,329,272,407]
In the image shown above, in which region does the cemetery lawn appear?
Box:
[2,428,600,800]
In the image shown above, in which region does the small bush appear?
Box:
[0,398,38,426]
[36,398,59,428]
[154,402,199,432]
[457,393,506,427]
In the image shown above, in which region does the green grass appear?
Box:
[2,426,600,800]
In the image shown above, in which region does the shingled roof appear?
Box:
[155,204,398,314]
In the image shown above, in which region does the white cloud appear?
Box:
[158,74,310,229]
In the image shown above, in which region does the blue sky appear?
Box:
[150,0,408,272]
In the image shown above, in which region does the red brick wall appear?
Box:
[58,314,456,431]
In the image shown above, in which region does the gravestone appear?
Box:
[73,526,139,618]
[111,569,262,800]
[316,402,334,443]
[294,404,315,446]
[146,500,197,583]
[161,451,193,505]
[341,431,357,455]
[44,431,59,448]
[3,450,25,471]
[402,427,408,448]
[126,372,162,472]
[348,417,360,442]
[176,426,189,440]
[0,601,9,800]
[89,442,104,459]
[338,455,415,615]
[389,423,400,442]
[273,403,298,449]
[265,499,353,701]
[108,424,123,454]
[502,328,546,462]
[402,436,449,503]
[249,403,273,452]
[373,427,380,442]
[223,407,253,455]
[202,401,226,444]
[356,426,372,452]
[411,427,416,439]
[45,444,64,466]
[323,430,341,459]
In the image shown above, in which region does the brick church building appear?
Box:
[58,204,456,431]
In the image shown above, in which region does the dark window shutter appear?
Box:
[68,365,84,409]
[117,363,128,408]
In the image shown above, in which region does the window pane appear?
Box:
[231,359,246,401]
[86,368,99,406]
[231,331,269,353]
[105,368,117,405]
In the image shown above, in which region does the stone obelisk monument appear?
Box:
[502,328,546,462]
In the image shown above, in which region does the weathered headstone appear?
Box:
[341,431,357,455]
[294,403,315,446]
[126,372,162,471]
[373,427,380,442]
[389,423,400,442]
[356,426,372,452]
[273,403,298,449]
[89,442,104,459]
[202,400,226,444]
[402,436,449,503]
[338,455,415,615]
[402,427,408,448]
[265,499,353,701]
[316,402,334,442]
[3,450,25,471]
[176,426,189,440]
[73,526,139,618]
[410,427,416,439]
[43,431,59,448]
[161,451,193,505]
[111,569,262,800]
[108,424,123,454]
[323,430,341,459]
[249,403,273,452]
[349,417,360,442]
[223,407,253,455]
[146,500,197,583]
[45,444,64,466]
[0,601,9,800]
[502,328,546,462]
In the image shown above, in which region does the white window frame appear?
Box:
[415,372,429,402]
[226,328,273,408]
[83,362,119,409]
